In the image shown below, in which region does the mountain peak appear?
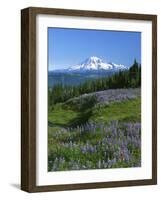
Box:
[80,56,103,69]
[67,56,127,72]
[87,56,102,62]
[52,56,128,72]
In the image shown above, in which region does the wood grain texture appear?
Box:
[21,7,157,193]
[21,8,30,192]
[21,8,36,192]
[152,15,157,185]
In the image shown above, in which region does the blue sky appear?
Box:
[48,27,141,70]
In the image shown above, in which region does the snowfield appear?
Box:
[51,56,128,73]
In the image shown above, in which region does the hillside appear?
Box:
[48,88,141,171]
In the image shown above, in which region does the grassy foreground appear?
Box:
[48,94,141,171]
[48,97,141,126]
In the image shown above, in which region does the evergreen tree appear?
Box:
[49,59,141,105]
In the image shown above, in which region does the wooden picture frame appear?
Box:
[21,7,157,192]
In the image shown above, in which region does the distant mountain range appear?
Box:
[50,56,128,74]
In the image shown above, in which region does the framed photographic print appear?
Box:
[21,7,157,192]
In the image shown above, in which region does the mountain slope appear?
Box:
[51,56,128,73]
[67,56,127,72]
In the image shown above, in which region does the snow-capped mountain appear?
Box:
[51,56,128,73]
[67,56,127,72]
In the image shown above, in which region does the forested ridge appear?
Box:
[48,59,141,106]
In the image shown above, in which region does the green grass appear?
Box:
[48,103,78,126]
[48,97,141,127]
[91,97,141,123]
[48,97,141,171]
[48,120,141,171]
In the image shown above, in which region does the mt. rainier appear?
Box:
[49,56,129,87]
[66,56,127,72]
[50,56,128,74]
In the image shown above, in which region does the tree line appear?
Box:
[48,59,141,106]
